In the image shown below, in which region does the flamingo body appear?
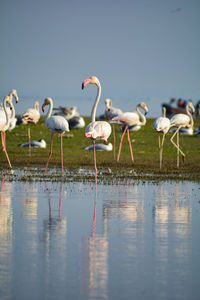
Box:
[111,102,148,162]
[42,97,69,176]
[82,76,111,180]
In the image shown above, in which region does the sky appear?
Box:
[0,0,200,117]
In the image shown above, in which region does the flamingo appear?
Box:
[21,101,40,148]
[104,98,123,158]
[82,76,111,181]
[85,142,113,151]
[170,101,195,168]
[153,107,171,169]
[42,97,69,176]
[18,139,46,148]
[0,96,17,169]
[111,102,148,162]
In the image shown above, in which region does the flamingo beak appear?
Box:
[42,104,46,112]
[82,78,91,89]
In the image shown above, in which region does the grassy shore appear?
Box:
[1,116,200,181]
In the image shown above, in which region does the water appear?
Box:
[0,178,200,300]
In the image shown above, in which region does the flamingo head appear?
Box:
[9,89,18,103]
[42,98,51,112]
[188,101,195,113]
[105,98,112,108]
[140,102,149,115]
[82,76,100,89]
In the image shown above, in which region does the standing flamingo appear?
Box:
[0,96,17,169]
[21,101,40,148]
[82,76,111,181]
[153,107,171,169]
[170,101,195,168]
[104,98,123,158]
[111,102,148,162]
[42,97,69,176]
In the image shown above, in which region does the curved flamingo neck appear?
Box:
[91,81,101,122]
[46,99,53,119]
[3,97,10,126]
[162,107,166,118]
[186,104,194,128]
[9,101,15,120]
[136,105,146,125]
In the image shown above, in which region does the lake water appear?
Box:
[0,178,200,300]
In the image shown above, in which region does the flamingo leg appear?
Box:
[28,127,31,149]
[93,141,97,184]
[112,124,116,159]
[127,128,134,162]
[170,126,185,167]
[117,125,128,162]
[1,132,12,169]
[159,132,166,170]
[60,133,64,176]
[177,130,179,168]
[43,134,54,176]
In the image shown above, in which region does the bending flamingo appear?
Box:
[170,101,195,168]
[82,76,111,181]
[21,101,40,148]
[42,97,69,176]
[111,102,148,162]
[153,107,171,169]
[0,96,17,169]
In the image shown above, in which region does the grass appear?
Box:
[1,116,200,182]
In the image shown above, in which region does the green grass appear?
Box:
[1,116,200,181]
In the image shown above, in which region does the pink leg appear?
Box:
[1,132,12,169]
[43,134,54,176]
[93,142,97,183]
[117,125,128,162]
[127,128,134,162]
[112,124,116,159]
[60,133,64,176]
[28,127,31,149]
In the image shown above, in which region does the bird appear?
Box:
[18,139,46,148]
[85,142,113,151]
[0,96,17,169]
[111,102,148,162]
[104,98,123,158]
[153,107,171,169]
[42,97,69,176]
[0,89,19,118]
[170,101,195,168]
[68,115,85,130]
[82,76,112,181]
[53,105,79,120]
[21,101,40,148]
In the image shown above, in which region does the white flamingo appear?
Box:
[0,96,16,169]
[42,97,69,176]
[170,101,195,168]
[111,102,148,162]
[82,76,111,180]
[153,107,171,169]
[21,101,40,148]
[104,98,123,158]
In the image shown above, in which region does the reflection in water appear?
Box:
[0,179,199,300]
[0,174,13,300]
[81,183,108,300]
[40,182,67,300]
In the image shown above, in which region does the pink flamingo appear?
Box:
[82,76,111,181]
[0,96,17,169]
[42,97,69,177]
[111,102,148,162]
[21,101,40,148]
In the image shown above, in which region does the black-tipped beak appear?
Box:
[145,112,148,116]
[42,104,45,113]
[82,82,85,90]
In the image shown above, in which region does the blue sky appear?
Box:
[0,0,200,116]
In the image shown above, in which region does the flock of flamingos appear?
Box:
[0,75,196,179]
